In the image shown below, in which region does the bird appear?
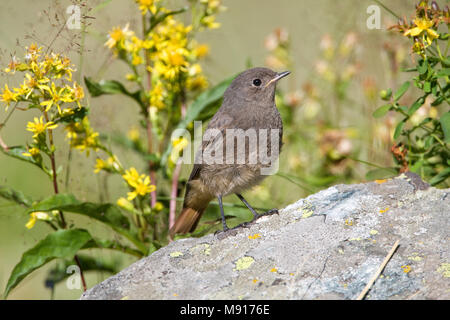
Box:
[169,67,290,237]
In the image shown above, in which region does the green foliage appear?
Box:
[3,229,92,298]
[376,2,450,186]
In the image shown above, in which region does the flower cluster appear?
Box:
[121,167,156,201]
[199,0,225,29]
[0,45,96,161]
[65,116,100,156]
[1,44,82,112]
[104,1,224,111]
[391,1,449,56]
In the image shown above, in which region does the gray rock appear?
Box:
[81,173,450,300]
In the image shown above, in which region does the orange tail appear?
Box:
[169,206,206,237]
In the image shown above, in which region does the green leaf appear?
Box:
[393,81,410,101]
[429,167,450,186]
[160,75,235,166]
[3,229,92,298]
[27,194,147,255]
[440,112,450,143]
[0,185,33,207]
[436,68,450,78]
[407,97,425,116]
[372,104,391,118]
[393,120,406,140]
[45,254,119,289]
[410,159,424,173]
[82,238,143,257]
[84,77,143,108]
[147,7,187,33]
[53,107,89,124]
[28,194,130,230]
[423,81,431,93]
[417,59,428,75]
[0,146,49,176]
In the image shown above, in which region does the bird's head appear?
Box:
[223,67,290,105]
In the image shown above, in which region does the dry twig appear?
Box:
[356,239,400,300]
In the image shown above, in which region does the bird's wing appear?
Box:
[187,111,234,182]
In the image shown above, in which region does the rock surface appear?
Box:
[81,173,449,300]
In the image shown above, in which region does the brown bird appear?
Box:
[170,67,290,237]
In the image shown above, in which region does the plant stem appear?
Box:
[142,14,157,208]
[0,134,9,152]
[74,255,87,291]
[169,158,182,231]
[43,111,87,291]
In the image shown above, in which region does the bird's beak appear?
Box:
[265,71,290,87]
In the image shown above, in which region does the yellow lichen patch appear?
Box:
[189,243,211,255]
[375,179,387,184]
[437,263,450,278]
[408,253,423,262]
[234,256,255,271]
[379,207,390,214]
[252,278,259,284]
[349,237,362,241]
[120,296,129,300]
[289,273,295,276]
[169,251,184,258]
[344,219,353,226]
[173,293,178,297]
[300,202,314,219]
[369,229,378,235]
[401,265,412,273]
[248,233,261,240]
[270,268,278,273]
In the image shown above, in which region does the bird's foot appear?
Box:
[215,209,279,240]
[215,226,239,240]
[251,208,279,222]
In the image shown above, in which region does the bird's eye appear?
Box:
[252,79,262,87]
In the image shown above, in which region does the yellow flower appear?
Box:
[122,167,156,200]
[117,197,135,211]
[404,17,439,46]
[135,0,158,15]
[72,82,84,107]
[22,147,40,157]
[40,82,73,114]
[65,117,99,155]
[201,15,220,29]
[4,57,19,73]
[105,24,134,49]
[172,136,189,150]
[26,116,58,138]
[153,201,164,211]
[149,82,165,109]
[127,127,140,142]
[187,75,209,91]
[131,54,144,66]
[122,167,142,186]
[94,156,120,173]
[127,175,156,200]
[0,84,17,107]
[25,211,50,229]
[194,44,210,59]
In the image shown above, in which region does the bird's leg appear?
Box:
[236,193,279,222]
[217,195,229,231]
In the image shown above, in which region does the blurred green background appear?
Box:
[0,0,416,299]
